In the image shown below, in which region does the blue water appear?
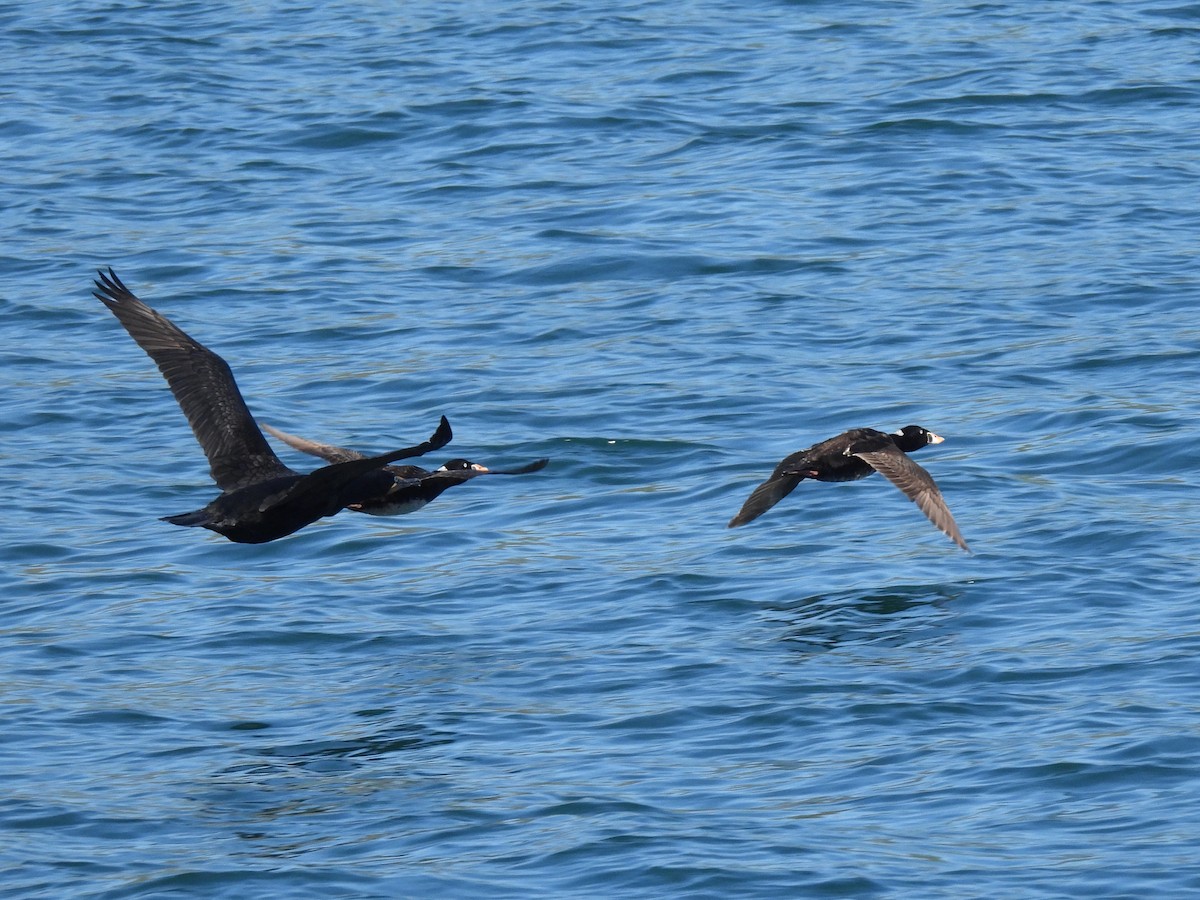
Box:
[4,1,1200,896]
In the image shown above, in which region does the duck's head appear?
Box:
[439,458,490,474]
[892,425,944,452]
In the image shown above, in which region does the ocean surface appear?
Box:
[3,1,1200,896]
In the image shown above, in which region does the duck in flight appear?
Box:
[260,423,548,516]
[728,425,970,552]
[93,268,451,543]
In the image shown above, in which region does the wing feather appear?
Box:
[485,458,549,476]
[259,423,370,464]
[727,472,804,528]
[261,417,453,467]
[94,268,290,491]
[853,446,970,552]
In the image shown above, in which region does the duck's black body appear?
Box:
[94,268,450,543]
[159,445,449,543]
[260,423,548,517]
[728,425,970,552]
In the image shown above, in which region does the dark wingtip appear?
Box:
[430,415,453,450]
[487,457,550,476]
[515,457,550,475]
[727,498,764,528]
[160,509,209,527]
[93,267,132,307]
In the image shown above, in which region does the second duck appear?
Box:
[728,425,970,552]
[261,423,548,516]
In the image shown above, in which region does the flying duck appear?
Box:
[260,423,548,516]
[728,425,970,552]
[94,268,450,543]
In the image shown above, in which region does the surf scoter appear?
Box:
[260,423,548,516]
[728,425,970,552]
[93,268,451,543]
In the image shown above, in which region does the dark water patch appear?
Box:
[95,868,380,899]
[503,251,823,286]
[286,124,409,152]
[253,726,454,767]
[859,116,1007,136]
[765,582,965,652]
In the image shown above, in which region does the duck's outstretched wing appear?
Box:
[261,417,453,465]
[417,455,550,491]
[852,446,971,552]
[94,268,290,492]
[482,458,549,476]
[260,423,365,463]
[727,470,805,528]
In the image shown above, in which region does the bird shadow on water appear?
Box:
[182,718,458,863]
[219,718,454,780]
[761,581,968,654]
